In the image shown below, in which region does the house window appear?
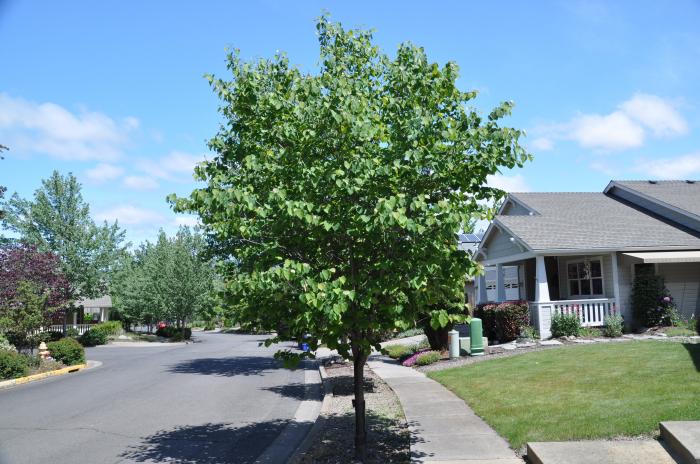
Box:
[567,259,603,297]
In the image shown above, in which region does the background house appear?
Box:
[475,180,700,338]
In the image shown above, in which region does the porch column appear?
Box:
[72,311,77,325]
[477,274,488,304]
[496,263,506,302]
[611,252,621,311]
[535,255,550,302]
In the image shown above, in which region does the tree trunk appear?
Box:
[352,346,369,462]
[422,321,450,351]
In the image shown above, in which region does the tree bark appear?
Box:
[352,345,369,462]
[422,321,451,351]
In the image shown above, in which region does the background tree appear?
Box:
[0,171,126,331]
[170,16,529,460]
[111,227,214,330]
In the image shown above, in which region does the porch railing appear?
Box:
[529,298,617,338]
[553,298,616,327]
[31,324,95,336]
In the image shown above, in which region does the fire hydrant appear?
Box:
[38,342,51,360]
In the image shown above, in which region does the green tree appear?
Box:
[1,171,126,331]
[0,281,50,351]
[170,16,529,459]
[111,227,214,330]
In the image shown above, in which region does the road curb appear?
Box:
[286,364,335,464]
[0,362,89,390]
[255,360,325,463]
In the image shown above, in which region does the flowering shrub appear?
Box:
[632,273,677,327]
[415,350,441,366]
[550,310,581,337]
[474,301,529,342]
[402,348,431,367]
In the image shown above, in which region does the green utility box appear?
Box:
[469,318,485,356]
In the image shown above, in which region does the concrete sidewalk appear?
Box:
[368,355,523,464]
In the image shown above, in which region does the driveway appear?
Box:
[0,332,315,464]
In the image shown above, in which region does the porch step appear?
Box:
[660,421,700,464]
[527,440,678,464]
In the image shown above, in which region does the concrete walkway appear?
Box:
[368,355,523,464]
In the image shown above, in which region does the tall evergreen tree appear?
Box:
[1,171,126,331]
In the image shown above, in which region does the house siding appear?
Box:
[657,263,700,320]
[501,201,531,216]
[483,228,522,260]
[617,253,636,325]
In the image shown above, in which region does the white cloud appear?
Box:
[84,163,124,183]
[634,152,700,180]
[136,151,207,181]
[174,216,200,227]
[529,137,553,151]
[570,111,645,151]
[94,205,165,225]
[620,93,688,137]
[0,93,138,161]
[533,93,687,153]
[487,174,530,192]
[123,175,159,191]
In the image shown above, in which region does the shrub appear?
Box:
[402,348,431,367]
[384,344,412,360]
[156,326,191,340]
[66,327,80,338]
[603,313,624,338]
[394,327,424,339]
[47,338,85,365]
[520,326,539,340]
[415,350,441,366]
[79,329,108,347]
[0,350,29,379]
[550,311,581,337]
[474,301,529,342]
[93,321,123,337]
[631,273,678,327]
[0,333,17,352]
[41,331,64,342]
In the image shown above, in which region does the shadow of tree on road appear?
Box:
[167,356,283,377]
[120,420,309,463]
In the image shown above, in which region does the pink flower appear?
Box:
[663,296,671,303]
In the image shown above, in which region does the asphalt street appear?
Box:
[0,332,312,464]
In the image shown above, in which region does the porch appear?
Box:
[477,253,621,339]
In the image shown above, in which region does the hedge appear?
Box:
[0,350,29,380]
[474,301,530,343]
[47,338,85,365]
[156,327,192,340]
[79,329,108,347]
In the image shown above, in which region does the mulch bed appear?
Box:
[297,361,410,463]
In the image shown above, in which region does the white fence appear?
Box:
[529,298,617,338]
[32,324,94,336]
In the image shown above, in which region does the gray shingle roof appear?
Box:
[498,192,700,251]
[613,180,700,218]
[77,295,112,308]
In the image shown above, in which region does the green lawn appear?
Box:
[428,341,700,448]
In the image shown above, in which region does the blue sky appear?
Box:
[1,0,699,242]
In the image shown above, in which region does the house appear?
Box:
[76,295,113,323]
[475,180,700,338]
